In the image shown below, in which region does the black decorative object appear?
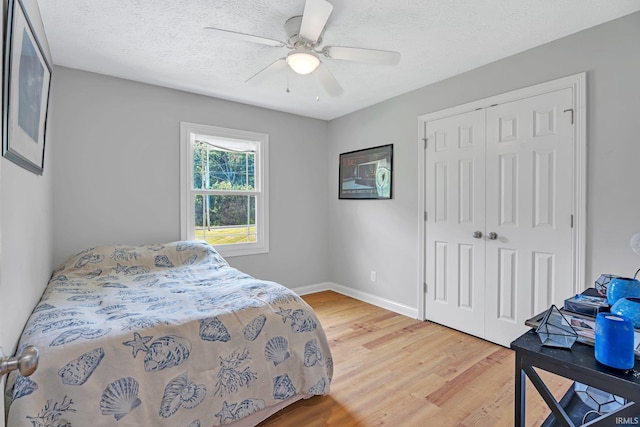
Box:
[339,144,392,199]
[2,0,52,175]
[535,305,578,349]
[594,274,618,297]
[574,382,626,415]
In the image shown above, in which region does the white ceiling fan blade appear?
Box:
[313,62,343,97]
[324,46,401,65]
[205,27,286,48]
[299,0,333,43]
[245,58,288,84]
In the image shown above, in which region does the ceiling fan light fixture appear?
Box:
[286,51,320,75]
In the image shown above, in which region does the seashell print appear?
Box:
[58,347,105,385]
[159,373,206,418]
[96,274,120,282]
[141,278,160,287]
[243,314,266,341]
[107,312,140,321]
[265,288,300,305]
[234,399,266,419]
[264,336,290,366]
[159,281,181,288]
[84,268,103,279]
[102,282,127,288]
[96,304,126,315]
[79,327,111,339]
[55,287,94,294]
[133,273,158,282]
[187,421,201,427]
[183,254,198,265]
[11,375,38,399]
[37,318,94,334]
[33,303,55,313]
[100,377,142,420]
[199,317,231,342]
[33,308,82,324]
[154,255,174,268]
[290,309,317,333]
[309,378,328,395]
[147,244,165,251]
[115,263,150,275]
[304,339,323,367]
[50,327,111,346]
[67,294,102,302]
[159,373,187,418]
[176,241,197,252]
[179,382,206,409]
[273,374,296,400]
[52,274,69,282]
[75,253,104,268]
[121,317,170,331]
[144,335,192,372]
[127,295,163,304]
[147,301,180,311]
[110,247,139,261]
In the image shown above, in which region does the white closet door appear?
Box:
[425,109,486,337]
[484,88,574,345]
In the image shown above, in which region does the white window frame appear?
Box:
[180,122,269,257]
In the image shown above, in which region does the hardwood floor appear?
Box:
[258,291,572,427]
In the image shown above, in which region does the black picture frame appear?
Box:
[2,0,52,175]
[339,144,393,199]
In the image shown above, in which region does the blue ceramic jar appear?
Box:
[607,277,640,305]
[611,297,640,329]
[595,312,635,370]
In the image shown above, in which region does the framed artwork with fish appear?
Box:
[339,144,393,199]
[2,0,52,175]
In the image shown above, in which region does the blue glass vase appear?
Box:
[611,297,640,329]
[607,277,640,305]
[595,312,635,370]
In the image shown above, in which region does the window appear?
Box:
[180,122,268,257]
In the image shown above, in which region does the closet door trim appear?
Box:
[417,72,587,321]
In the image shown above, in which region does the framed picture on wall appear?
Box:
[2,0,52,175]
[339,144,393,199]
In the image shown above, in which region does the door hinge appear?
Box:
[422,137,428,149]
[424,211,428,221]
[424,282,428,293]
[564,108,574,125]
[571,214,574,228]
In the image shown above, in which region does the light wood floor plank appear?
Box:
[258,291,570,426]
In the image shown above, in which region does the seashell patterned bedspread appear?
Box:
[5,241,333,427]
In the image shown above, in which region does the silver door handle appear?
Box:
[0,345,39,377]
[473,231,483,239]
[487,232,498,240]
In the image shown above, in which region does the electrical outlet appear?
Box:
[370,271,376,282]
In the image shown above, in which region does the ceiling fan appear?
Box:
[205,0,401,97]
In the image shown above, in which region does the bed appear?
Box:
[5,241,333,427]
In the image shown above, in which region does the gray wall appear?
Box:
[327,11,640,308]
[1,11,638,423]
[49,68,330,289]
[0,0,54,423]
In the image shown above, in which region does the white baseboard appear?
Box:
[291,282,419,319]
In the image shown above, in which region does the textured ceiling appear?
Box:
[37,0,640,120]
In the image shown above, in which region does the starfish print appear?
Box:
[215,401,236,423]
[122,331,152,358]
[275,307,292,323]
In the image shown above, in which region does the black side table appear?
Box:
[511,330,640,426]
